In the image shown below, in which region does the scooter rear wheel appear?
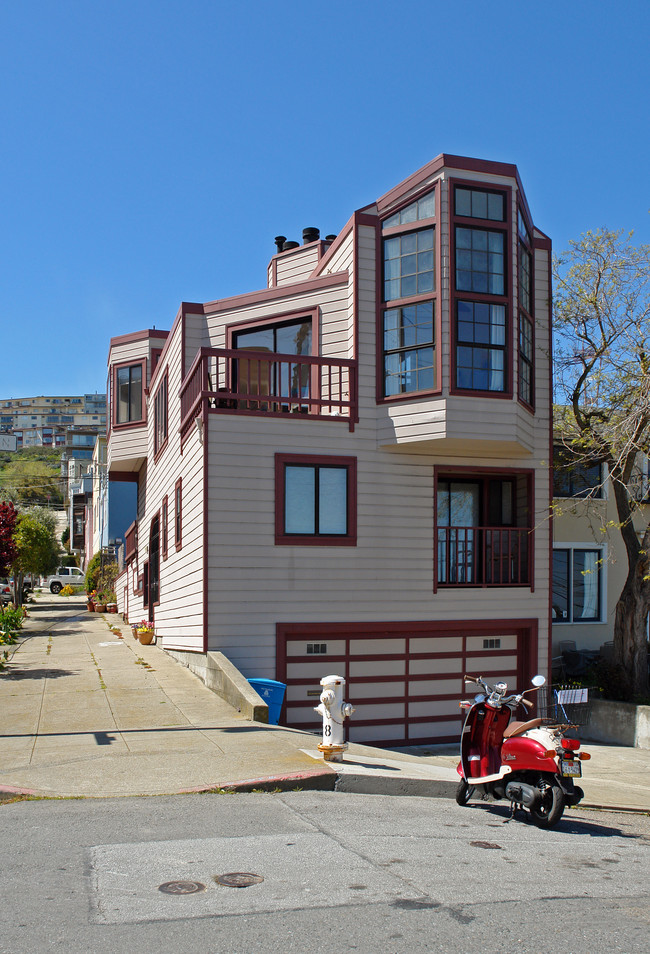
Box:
[455,780,475,806]
[527,778,565,828]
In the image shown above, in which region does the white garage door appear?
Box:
[277,620,534,746]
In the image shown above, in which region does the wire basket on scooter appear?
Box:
[537,685,594,726]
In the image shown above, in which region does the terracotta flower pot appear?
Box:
[138,629,154,645]
[87,602,95,612]
[106,603,118,613]
[95,603,106,613]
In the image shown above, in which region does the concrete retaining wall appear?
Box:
[166,649,269,723]
[581,699,650,749]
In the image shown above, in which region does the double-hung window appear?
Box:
[452,184,509,395]
[275,454,356,545]
[553,548,602,622]
[553,447,603,498]
[114,361,145,425]
[380,190,437,399]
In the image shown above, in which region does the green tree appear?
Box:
[553,227,650,697]
[12,509,60,604]
[0,459,63,508]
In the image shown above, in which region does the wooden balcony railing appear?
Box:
[436,526,531,586]
[180,348,357,436]
[124,520,137,564]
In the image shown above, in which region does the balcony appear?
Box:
[180,348,357,437]
[436,526,531,587]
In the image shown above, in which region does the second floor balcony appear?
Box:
[180,348,358,437]
[436,525,531,587]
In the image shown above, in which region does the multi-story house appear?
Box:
[108,153,552,746]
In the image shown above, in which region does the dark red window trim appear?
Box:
[517,203,535,412]
[433,464,534,593]
[153,368,169,461]
[449,177,513,399]
[174,477,182,551]
[275,453,357,546]
[111,358,147,430]
[161,494,168,560]
[376,184,442,405]
[226,306,319,354]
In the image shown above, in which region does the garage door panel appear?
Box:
[409,678,461,696]
[349,724,405,743]
[286,639,347,657]
[353,702,405,721]
[408,720,460,740]
[409,698,459,719]
[351,681,406,700]
[466,635,517,652]
[349,659,405,678]
[350,638,405,655]
[409,657,462,675]
[409,637,463,654]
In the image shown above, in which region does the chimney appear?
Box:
[282,240,300,251]
[302,227,320,245]
[274,235,287,254]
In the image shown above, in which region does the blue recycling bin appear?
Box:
[248,678,287,725]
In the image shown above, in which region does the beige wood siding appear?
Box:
[274,245,321,286]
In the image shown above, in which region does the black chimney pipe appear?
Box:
[282,240,300,251]
[302,227,320,245]
[274,235,287,253]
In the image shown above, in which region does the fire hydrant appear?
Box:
[314,674,355,762]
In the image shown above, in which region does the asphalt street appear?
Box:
[1,792,648,954]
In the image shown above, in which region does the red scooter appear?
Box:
[456,674,589,828]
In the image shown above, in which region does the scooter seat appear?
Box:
[503,717,543,738]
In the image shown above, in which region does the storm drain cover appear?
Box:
[158,880,206,895]
[214,872,264,888]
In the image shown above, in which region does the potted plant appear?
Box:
[105,590,118,613]
[136,620,155,644]
[95,593,107,613]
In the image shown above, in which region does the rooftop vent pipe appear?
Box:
[302,227,320,245]
[282,240,300,251]
[325,234,337,243]
[274,235,287,253]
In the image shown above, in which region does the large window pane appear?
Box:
[319,468,347,534]
[384,229,435,301]
[383,190,435,228]
[456,301,507,392]
[285,466,315,534]
[573,550,600,620]
[116,364,142,423]
[383,302,435,395]
[455,227,504,295]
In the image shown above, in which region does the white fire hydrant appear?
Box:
[314,674,355,762]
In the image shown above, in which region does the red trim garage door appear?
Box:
[277,619,537,747]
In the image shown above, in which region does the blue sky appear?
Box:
[1,0,648,397]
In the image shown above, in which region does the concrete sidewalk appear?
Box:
[1,593,648,813]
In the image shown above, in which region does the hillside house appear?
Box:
[108,153,552,745]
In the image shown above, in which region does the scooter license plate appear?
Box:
[560,759,582,778]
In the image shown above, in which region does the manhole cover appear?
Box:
[214,872,264,888]
[158,880,206,894]
[470,841,502,850]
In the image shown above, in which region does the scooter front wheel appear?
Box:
[528,778,565,828]
[455,780,475,806]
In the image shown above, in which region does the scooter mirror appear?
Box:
[531,675,546,688]
[474,693,486,703]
